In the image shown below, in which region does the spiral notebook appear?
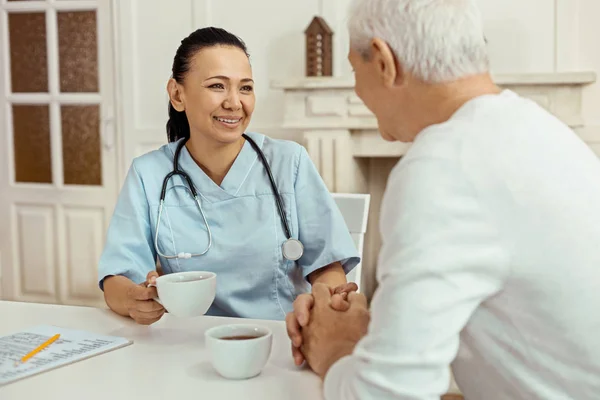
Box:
[0,325,133,386]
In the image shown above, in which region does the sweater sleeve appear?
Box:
[323,155,510,400]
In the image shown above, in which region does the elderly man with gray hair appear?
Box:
[285,0,600,399]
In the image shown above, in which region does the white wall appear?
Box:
[116,0,328,175]
[116,0,598,178]
[480,0,556,73]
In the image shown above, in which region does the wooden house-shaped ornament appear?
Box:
[304,16,333,76]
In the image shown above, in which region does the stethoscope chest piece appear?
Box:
[282,238,304,261]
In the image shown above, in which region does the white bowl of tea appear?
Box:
[204,324,273,380]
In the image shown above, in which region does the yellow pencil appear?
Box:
[19,334,60,364]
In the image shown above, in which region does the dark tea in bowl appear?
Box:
[204,324,272,379]
[220,335,262,340]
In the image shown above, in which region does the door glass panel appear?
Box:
[57,11,99,93]
[13,105,52,183]
[61,105,102,185]
[8,13,48,93]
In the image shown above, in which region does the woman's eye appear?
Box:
[209,83,224,89]
[241,85,253,92]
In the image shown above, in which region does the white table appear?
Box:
[0,301,324,400]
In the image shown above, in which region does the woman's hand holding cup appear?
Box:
[125,271,166,325]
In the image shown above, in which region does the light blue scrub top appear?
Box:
[98,132,360,320]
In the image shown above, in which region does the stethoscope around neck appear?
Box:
[153,133,304,262]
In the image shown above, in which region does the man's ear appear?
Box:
[370,38,404,87]
[167,78,185,112]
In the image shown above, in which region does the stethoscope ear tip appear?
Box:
[177,252,192,259]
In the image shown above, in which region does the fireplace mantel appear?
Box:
[271,72,596,192]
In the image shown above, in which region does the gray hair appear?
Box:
[347,0,490,83]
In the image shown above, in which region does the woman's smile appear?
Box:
[213,115,243,129]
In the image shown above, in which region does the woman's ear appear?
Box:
[167,78,185,112]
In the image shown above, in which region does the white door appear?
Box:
[0,0,117,307]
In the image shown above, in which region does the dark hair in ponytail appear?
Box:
[166,27,249,142]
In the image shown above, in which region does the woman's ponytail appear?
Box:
[166,103,190,142]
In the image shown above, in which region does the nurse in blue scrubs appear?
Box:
[98,27,360,325]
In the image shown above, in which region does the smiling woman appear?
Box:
[165,30,255,160]
[166,39,256,184]
[97,27,360,325]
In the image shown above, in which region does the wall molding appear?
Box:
[192,0,212,28]
[555,0,580,71]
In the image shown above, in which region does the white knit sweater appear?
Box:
[324,90,600,400]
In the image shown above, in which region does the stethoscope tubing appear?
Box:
[154,134,301,261]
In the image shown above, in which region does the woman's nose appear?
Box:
[223,91,242,110]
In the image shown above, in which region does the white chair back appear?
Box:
[331,193,370,292]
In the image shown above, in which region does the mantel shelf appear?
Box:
[271,71,596,90]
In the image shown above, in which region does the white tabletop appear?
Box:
[0,301,324,400]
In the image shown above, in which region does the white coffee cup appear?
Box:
[149,271,216,318]
[204,324,273,380]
